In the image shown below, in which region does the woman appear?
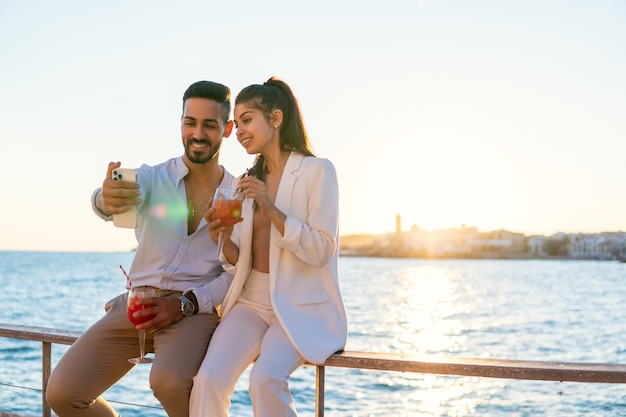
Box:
[190,77,347,416]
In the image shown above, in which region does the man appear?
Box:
[47,81,235,417]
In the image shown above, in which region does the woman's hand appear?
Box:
[238,176,274,216]
[238,175,286,235]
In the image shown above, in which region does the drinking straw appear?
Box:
[235,168,248,198]
[119,265,133,290]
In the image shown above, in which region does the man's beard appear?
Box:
[185,139,221,164]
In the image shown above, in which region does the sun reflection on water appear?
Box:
[384,265,467,354]
[335,258,626,416]
[365,263,504,416]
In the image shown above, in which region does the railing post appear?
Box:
[315,365,325,417]
[42,342,51,417]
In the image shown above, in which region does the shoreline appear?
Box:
[339,252,622,261]
[1,413,36,417]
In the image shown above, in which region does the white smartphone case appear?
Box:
[111,168,138,229]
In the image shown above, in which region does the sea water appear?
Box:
[1,252,626,416]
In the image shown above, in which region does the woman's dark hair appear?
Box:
[236,77,315,181]
[183,81,231,124]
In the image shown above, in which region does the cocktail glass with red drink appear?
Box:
[127,287,156,364]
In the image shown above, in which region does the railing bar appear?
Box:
[315,365,325,417]
[323,351,626,384]
[4,323,626,417]
[0,322,81,345]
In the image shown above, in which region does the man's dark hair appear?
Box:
[183,81,231,123]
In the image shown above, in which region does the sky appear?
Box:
[1,0,625,252]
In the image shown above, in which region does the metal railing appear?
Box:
[2,322,626,417]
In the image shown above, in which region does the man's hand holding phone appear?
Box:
[100,161,141,229]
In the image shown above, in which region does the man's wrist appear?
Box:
[94,190,110,216]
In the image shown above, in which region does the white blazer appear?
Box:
[221,152,348,364]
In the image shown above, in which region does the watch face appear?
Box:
[180,296,195,316]
[182,301,194,315]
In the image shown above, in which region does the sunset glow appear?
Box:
[1,1,625,251]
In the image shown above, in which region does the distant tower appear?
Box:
[396,213,402,234]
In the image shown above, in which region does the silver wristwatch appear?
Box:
[178,295,196,317]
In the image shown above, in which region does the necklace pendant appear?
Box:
[188,200,195,218]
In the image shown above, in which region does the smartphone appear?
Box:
[111,168,138,229]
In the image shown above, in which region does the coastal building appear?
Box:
[570,232,626,260]
[528,235,546,256]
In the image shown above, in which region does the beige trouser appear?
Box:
[46,288,219,417]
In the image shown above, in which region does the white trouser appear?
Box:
[190,270,305,417]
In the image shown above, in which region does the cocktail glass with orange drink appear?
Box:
[212,187,243,258]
